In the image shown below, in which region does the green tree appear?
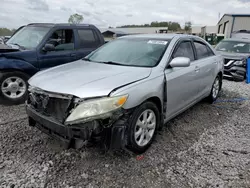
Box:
[68,13,84,24]
[118,21,181,31]
[184,21,192,33]
[0,28,14,36]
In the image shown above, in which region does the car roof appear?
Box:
[222,38,250,43]
[26,23,96,28]
[120,34,200,40]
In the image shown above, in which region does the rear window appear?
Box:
[194,41,214,59]
[77,29,99,48]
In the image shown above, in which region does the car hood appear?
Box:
[0,43,19,53]
[29,60,152,98]
[216,51,250,60]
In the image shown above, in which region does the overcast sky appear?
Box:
[1,0,250,29]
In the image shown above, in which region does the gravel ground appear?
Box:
[0,80,250,188]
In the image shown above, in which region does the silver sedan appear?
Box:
[26,34,224,153]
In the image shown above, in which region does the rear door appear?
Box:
[165,39,200,118]
[192,40,217,96]
[75,28,103,59]
[38,28,78,70]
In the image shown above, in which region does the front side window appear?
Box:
[45,29,74,51]
[6,26,50,49]
[172,41,195,61]
[87,38,169,67]
[215,40,250,53]
[77,29,98,48]
[194,41,212,59]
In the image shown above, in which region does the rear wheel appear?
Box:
[207,75,222,103]
[0,71,29,105]
[126,101,160,153]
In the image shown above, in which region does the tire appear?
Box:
[0,71,29,105]
[207,74,222,103]
[126,101,160,153]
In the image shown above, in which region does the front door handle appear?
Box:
[195,66,200,72]
[70,53,76,57]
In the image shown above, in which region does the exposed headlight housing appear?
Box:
[234,60,244,66]
[65,95,128,125]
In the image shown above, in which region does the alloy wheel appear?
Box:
[212,77,220,99]
[134,109,156,147]
[1,76,27,99]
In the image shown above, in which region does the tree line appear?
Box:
[118,21,182,31]
[0,13,192,36]
[0,28,16,36]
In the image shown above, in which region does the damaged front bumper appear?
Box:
[26,104,128,150]
[224,66,246,81]
[223,59,246,81]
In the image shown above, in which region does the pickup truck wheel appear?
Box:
[207,75,222,103]
[126,101,160,153]
[0,72,29,105]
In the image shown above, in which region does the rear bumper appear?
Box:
[224,66,246,81]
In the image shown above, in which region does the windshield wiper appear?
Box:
[101,61,126,66]
[82,57,91,61]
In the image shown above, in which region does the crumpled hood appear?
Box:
[216,51,250,60]
[29,60,152,98]
[0,43,19,53]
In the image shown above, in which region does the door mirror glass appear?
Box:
[43,43,55,52]
[170,57,191,68]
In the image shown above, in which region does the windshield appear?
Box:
[215,40,250,53]
[6,26,50,49]
[87,38,169,67]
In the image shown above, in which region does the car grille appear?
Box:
[224,59,231,65]
[27,91,72,123]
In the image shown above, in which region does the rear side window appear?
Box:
[194,41,214,59]
[77,29,99,48]
[173,41,195,61]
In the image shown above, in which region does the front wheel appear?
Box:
[126,101,160,153]
[207,75,222,103]
[0,71,29,105]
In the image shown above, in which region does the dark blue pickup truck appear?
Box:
[0,23,105,104]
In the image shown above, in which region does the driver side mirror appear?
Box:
[169,57,191,68]
[42,43,55,52]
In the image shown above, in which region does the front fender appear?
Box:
[110,74,165,110]
[0,57,39,76]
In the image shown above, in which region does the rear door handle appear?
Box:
[195,66,200,72]
[70,53,76,57]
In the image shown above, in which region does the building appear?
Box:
[201,26,217,38]
[99,27,169,40]
[191,26,202,35]
[217,14,250,38]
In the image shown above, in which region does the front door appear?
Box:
[38,29,77,70]
[165,40,200,119]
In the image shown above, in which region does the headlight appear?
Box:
[234,60,244,66]
[65,95,128,125]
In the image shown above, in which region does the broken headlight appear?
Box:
[234,60,245,66]
[65,95,128,125]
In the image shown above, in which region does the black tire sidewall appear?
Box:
[0,71,29,105]
[126,101,160,153]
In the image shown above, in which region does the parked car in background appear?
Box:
[0,23,105,104]
[0,37,4,44]
[215,38,250,81]
[26,34,224,153]
[231,30,250,40]
[3,36,11,43]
